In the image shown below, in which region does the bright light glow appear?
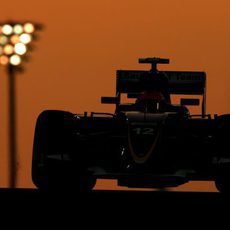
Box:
[2,24,13,35]
[10,54,21,66]
[4,44,14,55]
[0,35,8,45]
[13,24,23,34]
[0,55,9,65]
[19,33,32,44]
[14,43,27,55]
[24,23,35,33]
[0,21,40,67]
[10,35,20,44]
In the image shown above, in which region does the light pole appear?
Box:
[0,22,41,188]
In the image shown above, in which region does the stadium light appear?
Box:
[0,21,42,188]
[0,21,40,67]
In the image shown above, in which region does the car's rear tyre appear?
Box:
[32,110,96,192]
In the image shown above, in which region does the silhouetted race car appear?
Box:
[32,58,230,193]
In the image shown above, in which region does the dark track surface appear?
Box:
[0,189,228,226]
[0,188,227,207]
[0,188,224,204]
[0,188,222,199]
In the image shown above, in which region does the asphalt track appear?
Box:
[0,189,228,212]
[0,189,228,227]
[0,188,223,201]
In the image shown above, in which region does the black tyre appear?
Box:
[214,114,230,194]
[32,110,96,192]
[215,164,230,194]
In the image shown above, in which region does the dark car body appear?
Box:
[32,58,230,192]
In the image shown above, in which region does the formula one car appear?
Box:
[32,57,230,193]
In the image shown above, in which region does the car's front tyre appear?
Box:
[32,110,96,192]
[215,114,230,194]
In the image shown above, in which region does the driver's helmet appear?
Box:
[135,90,165,112]
[137,90,165,102]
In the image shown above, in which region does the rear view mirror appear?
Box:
[180,98,200,106]
[101,97,119,104]
[127,93,141,99]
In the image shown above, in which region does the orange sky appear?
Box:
[1,0,230,191]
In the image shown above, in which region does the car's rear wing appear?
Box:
[101,58,207,116]
[116,70,206,95]
[115,70,206,116]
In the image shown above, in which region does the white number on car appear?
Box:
[132,127,155,135]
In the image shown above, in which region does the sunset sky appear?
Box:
[1,0,230,191]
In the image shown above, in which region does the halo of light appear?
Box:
[24,23,35,33]
[0,35,8,45]
[0,55,9,65]
[10,54,21,66]
[13,24,24,34]
[10,35,20,44]
[4,44,14,55]
[14,43,27,55]
[2,24,13,35]
[19,33,32,44]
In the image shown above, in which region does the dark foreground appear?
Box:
[0,189,229,226]
[0,188,223,200]
[0,188,225,206]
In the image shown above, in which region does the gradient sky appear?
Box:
[1,0,230,191]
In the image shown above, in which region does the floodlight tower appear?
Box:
[0,22,41,188]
